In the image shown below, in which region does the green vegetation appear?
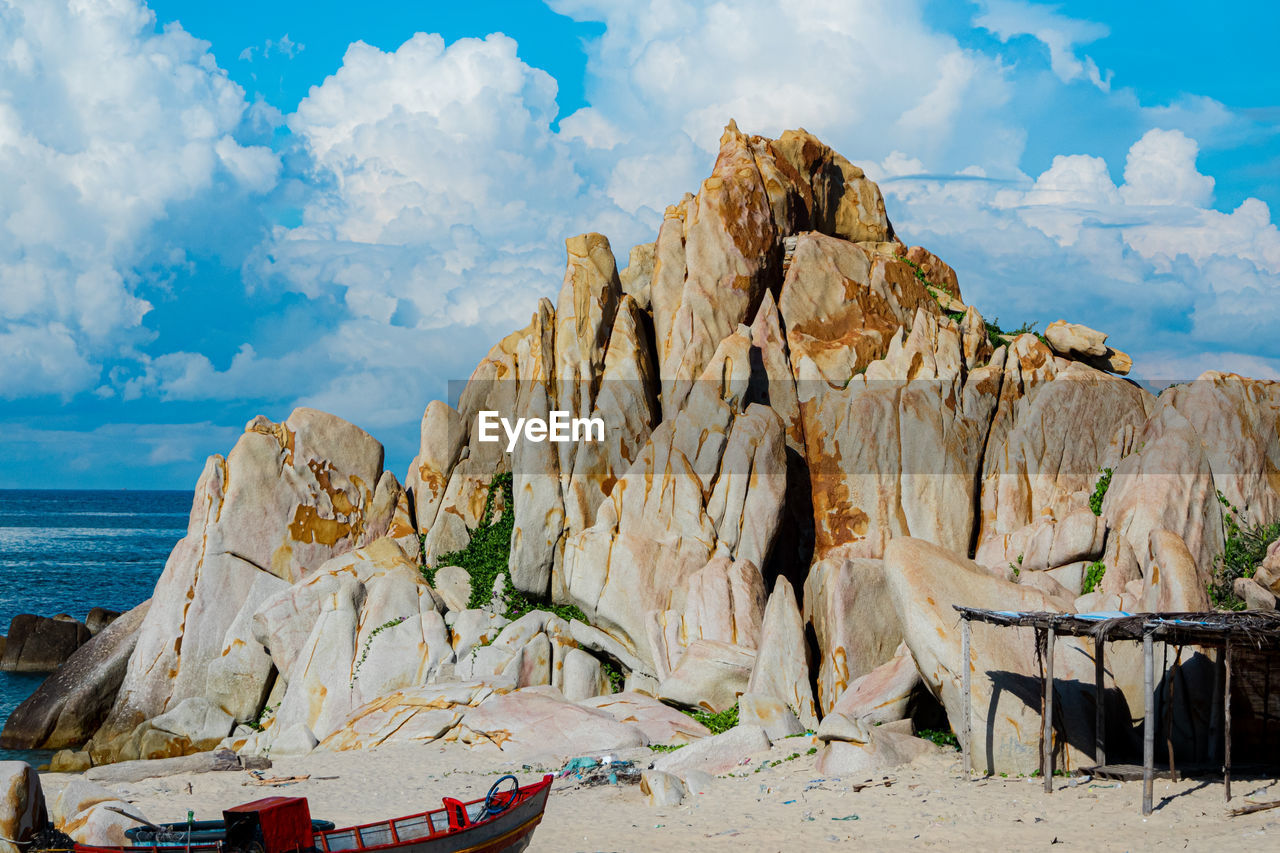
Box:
[648,743,685,753]
[1089,467,1113,517]
[422,472,587,624]
[246,703,277,732]
[1208,491,1280,610]
[1081,560,1106,596]
[919,728,960,751]
[684,702,739,735]
[984,318,1047,348]
[351,616,408,685]
[1010,553,1023,579]
[602,661,624,693]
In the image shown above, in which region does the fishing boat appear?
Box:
[73,774,553,853]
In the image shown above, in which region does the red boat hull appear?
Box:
[74,775,553,853]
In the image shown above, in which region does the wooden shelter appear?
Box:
[954,606,1280,815]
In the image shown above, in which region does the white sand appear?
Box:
[44,741,1278,852]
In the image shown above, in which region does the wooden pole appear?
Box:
[1094,636,1106,767]
[1143,632,1155,816]
[1225,635,1233,802]
[1043,626,1055,794]
[962,617,972,779]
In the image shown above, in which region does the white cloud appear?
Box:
[879,127,1280,373]
[1120,129,1214,207]
[0,0,278,399]
[974,0,1112,90]
[551,0,1021,215]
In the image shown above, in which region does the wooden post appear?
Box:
[1094,636,1106,767]
[1166,645,1180,783]
[1043,626,1056,794]
[1225,635,1233,802]
[962,616,972,779]
[1143,632,1155,816]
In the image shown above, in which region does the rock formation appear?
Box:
[21,122,1280,777]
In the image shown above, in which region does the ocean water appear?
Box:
[0,489,191,762]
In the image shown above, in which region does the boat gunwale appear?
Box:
[70,774,554,853]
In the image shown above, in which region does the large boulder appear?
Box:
[745,576,818,729]
[824,641,921,726]
[651,725,772,776]
[803,551,901,714]
[1,601,149,750]
[579,693,710,745]
[90,408,391,762]
[815,719,936,776]
[49,780,118,829]
[656,640,756,712]
[0,615,90,672]
[884,538,1101,775]
[457,687,647,756]
[0,762,46,853]
[61,800,141,847]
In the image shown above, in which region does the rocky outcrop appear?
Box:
[0,614,90,672]
[795,310,1003,560]
[1044,320,1132,375]
[1,601,148,750]
[67,122,1280,778]
[88,408,391,763]
[884,538,1102,774]
[562,395,786,676]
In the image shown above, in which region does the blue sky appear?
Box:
[2,0,1278,489]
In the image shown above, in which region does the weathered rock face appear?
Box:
[0,614,90,672]
[1102,398,1224,588]
[884,538,1102,774]
[746,576,818,729]
[255,540,447,750]
[1161,372,1280,522]
[975,346,1152,574]
[803,551,902,714]
[1,601,148,750]
[0,762,46,853]
[825,641,921,726]
[89,409,389,762]
[563,396,786,675]
[795,310,1003,560]
[778,232,938,386]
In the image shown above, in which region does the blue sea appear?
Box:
[0,490,190,762]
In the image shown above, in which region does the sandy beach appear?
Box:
[38,739,1276,852]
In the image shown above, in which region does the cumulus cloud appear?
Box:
[880,127,1280,375]
[0,0,278,399]
[551,0,1020,216]
[974,0,1112,90]
[251,33,616,325]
